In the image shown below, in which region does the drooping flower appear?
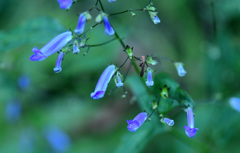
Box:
[57,0,72,9]
[229,97,240,112]
[161,118,174,126]
[174,62,187,77]
[147,56,158,65]
[184,107,199,138]
[146,67,154,87]
[127,112,148,132]
[103,16,115,36]
[91,65,116,99]
[30,31,72,61]
[53,52,64,73]
[149,12,161,24]
[45,127,70,153]
[114,71,123,87]
[74,13,86,34]
[73,40,80,54]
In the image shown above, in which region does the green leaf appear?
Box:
[0,16,66,52]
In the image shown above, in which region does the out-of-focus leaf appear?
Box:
[0,16,66,52]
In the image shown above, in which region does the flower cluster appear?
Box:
[29,0,197,139]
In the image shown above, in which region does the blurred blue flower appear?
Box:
[161,118,174,126]
[184,107,199,138]
[146,68,154,87]
[108,0,116,3]
[127,112,148,132]
[103,16,115,36]
[18,75,30,90]
[54,52,64,73]
[30,31,72,61]
[230,97,240,112]
[174,62,187,77]
[45,127,70,153]
[5,100,21,122]
[57,0,72,9]
[74,13,87,34]
[91,65,116,99]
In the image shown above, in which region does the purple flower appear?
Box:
[57,0,72,9]
[45,127,70,152]
[30,31,72,61]
[74,13,87,34]
[54,52,64,73]
[91,65,116,99]
[127,112,148,132]
[146,68,154,87]
[230,97,240,112]
[103,16,115,36]
[184,107,199,138]
[161,118,174,126]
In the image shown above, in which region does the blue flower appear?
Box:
[184,107,199,138]
[57,0,72,9]
[127,112,148,132]
[54,52,64,73]
[45,127,70,153]
[74,13,87,34]
[161,118,174,126]
[91,65,116,99]
[108,0,116,3]
[114,72,123,88]
[152,15,161,24]
[103,16,115,36]
[30,31,72,61]
[5,100,21,122]
[73,40,80,54]
[146,68,154,87]
[18,75,30,90]
[174,62,187,77]
[230,97,240,112]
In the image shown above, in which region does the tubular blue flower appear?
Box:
[229,97,240,112]
[116,76,123,87]
[91,65,116,99]
[103,16,115,36]
[161,118,174,126]
[73,40,80,54]
[146,68,154,87]
[174,62,187,77]
[184,107,199,138]
[18,75,30,90]
[45,127,70,152]
[114,71,123,88]
[53,52,64,73]
[57,0,72,9]
[152,15,161,24]
[74,13,87,34]
[127,112,148,132]
[30,31,72,61]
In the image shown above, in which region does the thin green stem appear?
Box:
[109,8,145,16]
[85,37,118,47]
[98,0,105,12]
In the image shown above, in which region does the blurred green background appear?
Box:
[1,0,240,152]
